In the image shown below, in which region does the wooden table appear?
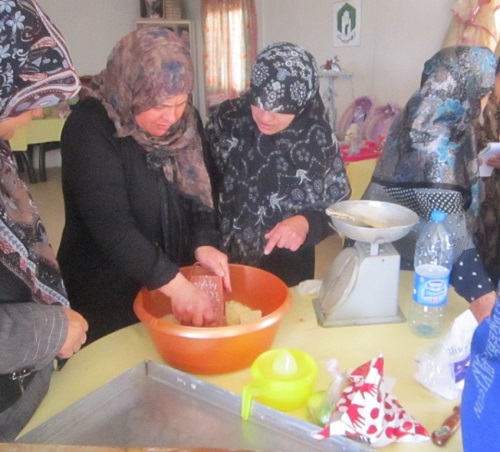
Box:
[17,271,468,451]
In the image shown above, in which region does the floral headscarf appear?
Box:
[89,27,213,208]
[0,0,80,119]
[249,42,319,114]
[372,46,496,216]
[206,42,350,265]
[0,0,80,306]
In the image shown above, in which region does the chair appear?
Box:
[35,141,60,182]
[13,147,37,183]
[9,78,93,182]
[10,117,66,183]
[14,75,92,182]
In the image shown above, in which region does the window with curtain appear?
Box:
[202,0,257,108]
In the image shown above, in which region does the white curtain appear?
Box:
[202,0,258,107]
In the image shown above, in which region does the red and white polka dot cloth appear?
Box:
[312,355,429,447]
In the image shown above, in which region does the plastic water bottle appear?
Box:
[408,210,454,337]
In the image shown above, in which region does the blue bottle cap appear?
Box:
[430,210,446,223]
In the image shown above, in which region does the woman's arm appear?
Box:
[0,304,67,373]
[0,303,87,372]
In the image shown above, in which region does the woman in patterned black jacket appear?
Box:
[206,42,351,287]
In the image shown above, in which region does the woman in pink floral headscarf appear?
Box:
[57,27,231,343]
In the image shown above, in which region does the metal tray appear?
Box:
[17,361,373,451]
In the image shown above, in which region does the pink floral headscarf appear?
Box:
[90,27,213,208]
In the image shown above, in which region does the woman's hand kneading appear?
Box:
[161,272,215,326]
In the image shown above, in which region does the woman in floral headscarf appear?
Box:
[57,27,230,343]
[0,0,88,441]
[362,46,497,323]
[206,42,351,286]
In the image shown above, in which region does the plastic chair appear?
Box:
[35,141,60,182]
[13,148,37,183]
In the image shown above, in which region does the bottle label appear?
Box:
[413,271,450,307]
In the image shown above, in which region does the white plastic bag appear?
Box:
[307,359,347,426]
[414,310,478,400]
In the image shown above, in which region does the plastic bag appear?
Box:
[308,359,347,426]
[414,309,478,400]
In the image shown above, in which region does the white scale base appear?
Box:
[313,241,406,327]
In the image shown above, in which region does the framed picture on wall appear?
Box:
[333,0,361,47]
[136,19,198,107]
[139,0,163,19]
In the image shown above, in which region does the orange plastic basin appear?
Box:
[133,264,291,374]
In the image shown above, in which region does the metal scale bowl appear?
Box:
[313,200,419,327]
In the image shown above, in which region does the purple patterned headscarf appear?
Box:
[0,0,79,307]
[0,0,80,119]
[90,27,213,208]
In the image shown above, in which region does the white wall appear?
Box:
[256,0,455,129]
[37,0,210,117]
[37,0,138,76]
[36,0,455,127]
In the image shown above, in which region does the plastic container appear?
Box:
[409,210,454,337]
[133,264,291,374]
[241,349,318,420]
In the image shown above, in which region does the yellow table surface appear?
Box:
[18,271,468,451]
[346,157,378,200]
[9,118,65,151]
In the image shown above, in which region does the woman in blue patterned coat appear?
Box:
[362,46,497,323]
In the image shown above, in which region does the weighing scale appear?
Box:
[313,200,419,327]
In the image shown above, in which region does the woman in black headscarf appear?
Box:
[0,0,88,440]
[206,42,351,286]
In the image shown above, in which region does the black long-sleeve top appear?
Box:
[57,98,219,342]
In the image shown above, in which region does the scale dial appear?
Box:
[319,247,359,318]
